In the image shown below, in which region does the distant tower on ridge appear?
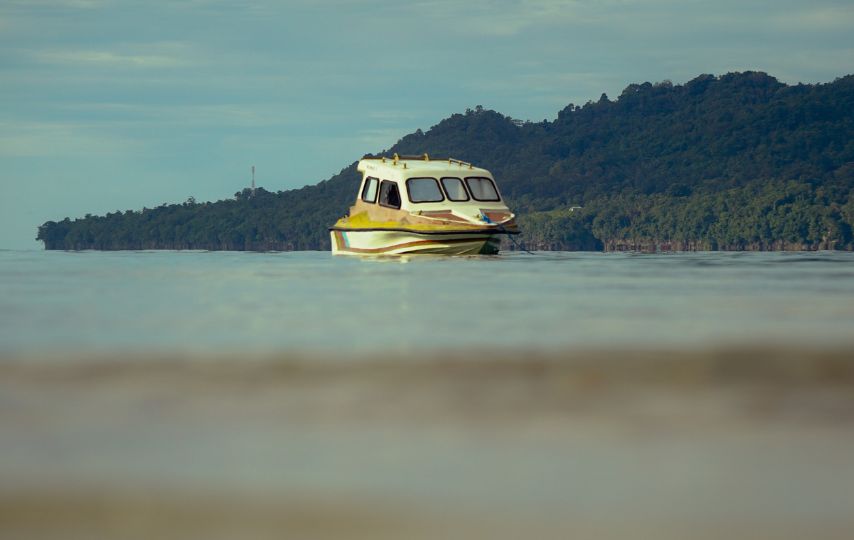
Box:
[251,165,256,197]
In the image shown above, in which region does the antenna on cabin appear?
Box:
[251,165,256,197]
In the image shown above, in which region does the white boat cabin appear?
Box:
[355,154,510,216]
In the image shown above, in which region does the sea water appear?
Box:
[3,249,854,539]
[1,249,854,357]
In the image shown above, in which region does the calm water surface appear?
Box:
[2,250,853,356]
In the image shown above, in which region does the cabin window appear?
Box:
[441,177,469,201]
[361,177,379,203]
[465,177,500,202]
[378,180,401,209]
[406,177,444,203]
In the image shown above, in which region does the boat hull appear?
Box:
[330,229,501,255]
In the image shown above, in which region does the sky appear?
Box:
[1,0,853,249]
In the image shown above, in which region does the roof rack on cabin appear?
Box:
[360,154,474,169]
[446,157,474,169]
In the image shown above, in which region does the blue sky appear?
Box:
[2,0,853,249]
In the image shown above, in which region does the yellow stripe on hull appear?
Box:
[331,230,500,256]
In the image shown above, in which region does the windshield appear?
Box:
[406,177,444,203]
[441,177,469,201]
[465,177,500,202]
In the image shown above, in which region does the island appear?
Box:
[38,72,854,252]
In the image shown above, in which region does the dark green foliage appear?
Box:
[38,72,854,251]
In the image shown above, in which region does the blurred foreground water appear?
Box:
[1,250,854,539]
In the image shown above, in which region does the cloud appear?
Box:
[54,102,295,129]
[391,0,653,36]
[771,4,854,31]
[30,42,193,68]
[393,0,854,42]
[394,0,574,36]
[0,121,142,157]
[2,0,109,8]
[32,50,183,68]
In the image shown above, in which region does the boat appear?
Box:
[329,154,520,255]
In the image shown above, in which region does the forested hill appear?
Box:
[39,71,854,251]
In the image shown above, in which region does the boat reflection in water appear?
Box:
[330,154,519,255]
